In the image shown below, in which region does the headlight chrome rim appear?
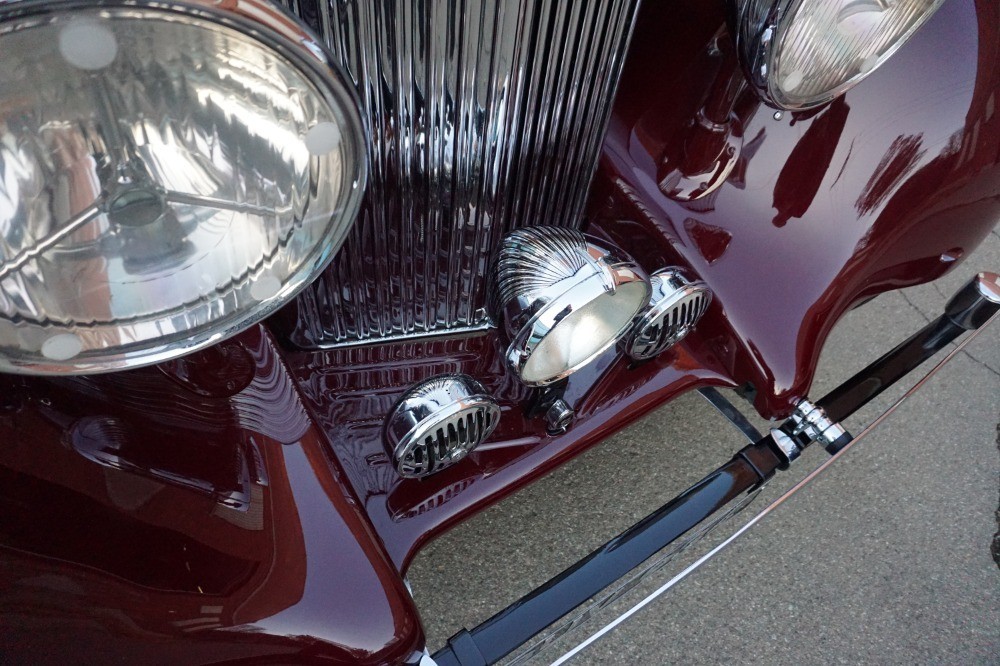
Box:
[0,0,368,376]
[507,267,651,386]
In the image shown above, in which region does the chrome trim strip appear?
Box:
[300,321,493,350]
[507,487,764,666]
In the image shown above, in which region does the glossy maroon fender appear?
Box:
[0,328,423,664]
[591,0,1000,417]
[1,0,998,662]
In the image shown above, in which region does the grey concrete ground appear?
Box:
[408,231,1000,665]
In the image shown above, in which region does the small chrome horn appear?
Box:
[384,374,500,479]
[626,268,712,361]
[492,227,650,387]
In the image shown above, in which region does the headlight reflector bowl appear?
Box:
[0,0,366,374]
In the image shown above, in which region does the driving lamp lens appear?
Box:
[493,227,651,387]
[0,3,365,374]
[737,0,945,109]
[521,284,648,385]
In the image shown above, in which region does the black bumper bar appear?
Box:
[433,273,1000,666]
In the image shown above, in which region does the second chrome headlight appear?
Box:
[734,0,946,109]
[0,0,365,375]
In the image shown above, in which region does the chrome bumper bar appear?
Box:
[432,272,1000,666]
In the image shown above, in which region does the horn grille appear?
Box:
[384,374,500,478]
[626,269,713,361]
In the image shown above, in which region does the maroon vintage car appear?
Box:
[0,0,997,663]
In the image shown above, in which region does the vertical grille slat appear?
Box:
[279,0,641,347]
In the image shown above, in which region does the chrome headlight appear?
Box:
[734,0,946,109]
[0,0,366,375]
[493,227,650,387]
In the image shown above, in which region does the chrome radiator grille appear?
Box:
[279,0,641,347]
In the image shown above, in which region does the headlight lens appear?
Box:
[0,1,365,374]
[735,0,946,109]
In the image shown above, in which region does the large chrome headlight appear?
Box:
[0,0,366,374]
[734,0,946,109]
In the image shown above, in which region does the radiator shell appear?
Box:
[279,0,641,346]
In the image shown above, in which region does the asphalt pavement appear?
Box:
[408,231,1000,665]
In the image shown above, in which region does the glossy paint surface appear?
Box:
[283,332,734,569]
[0,327,423,664]
[2,0,999,662]
[593,0,1000,416]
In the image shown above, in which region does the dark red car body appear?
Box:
[1,0,998,662]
